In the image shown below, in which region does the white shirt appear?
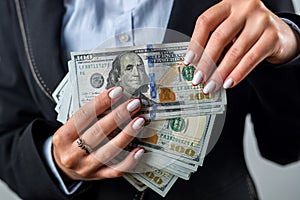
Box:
[62,0,174,53]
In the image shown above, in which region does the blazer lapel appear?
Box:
[167,0,220,38]
[16,0,67,101]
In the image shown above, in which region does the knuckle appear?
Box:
[91,123,104,138]
[120,130,134,142]
[112,109,126,124]
[52,133,61,145]
[227,46,241,63]
[110,170,124,178]
[247,0,263,11]
[60,155,75,169]
[245,51,258,65]
[76,169,90,178]
[98,150,113,163]
[267,28,279,42]
[113,133,132,147]
[196,14,210,28]
[212,29,227,43]
[257,12,270,26]
[95,94,111,108]
[96,123,104,137]
[123,130,134,139]
[75,108,90,122]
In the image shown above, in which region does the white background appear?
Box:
[0,1,299,199]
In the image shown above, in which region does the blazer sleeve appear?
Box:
[0,1,81,199]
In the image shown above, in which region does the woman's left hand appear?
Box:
[184,0,300,92]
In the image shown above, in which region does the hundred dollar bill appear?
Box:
[131,166,178,197]
[123,174,148,192]
[52,73,74,123]
[52,73,69,104]
[138,148,199,172]
[163,168,190,181]
[57,83,72,123]
[52,73,69,113]
[53,73,224,123]
[132,115,215,166]
[101,99,224,121]
[135,148,194,180]
[69,42,226,120]
[139,104,223,121]
[146,154,197,180]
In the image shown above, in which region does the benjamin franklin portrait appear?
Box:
[106,52,150,98]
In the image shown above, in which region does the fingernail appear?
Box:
[134,149,145,160]
[223,78,233,89]
[192,71,203,86]
[203,81,216,94]
[127,99,141,112]
[109,86,123,99]
[184,50,195,66]
[132,117,145,130]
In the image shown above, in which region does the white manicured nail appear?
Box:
[134,149,145,160]
[132,117,145,130]
[127,99,141,112]
[192,71,203,86]
[184,50,195,65]
[108,86,123,99]
[223,78,233,89]
[203,81,216,94]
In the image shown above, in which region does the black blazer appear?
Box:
[0,0,299,199]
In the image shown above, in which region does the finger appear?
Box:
[52,86,122,164]
[191,2,230,47]
[224,29,275,88]
[52,86,124,178]
[68,147,144,181]
[52,136,92,176]
[57,116,144,180]
[69,86,124,136]
[91,117,145,165]
[65,115,144,173]
[81,99,142,150]
[95,148,145,179]
[203,16,266,92]
[184,2,230,66]
[195,17,245,84]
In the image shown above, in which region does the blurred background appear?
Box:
[0,0,299,199]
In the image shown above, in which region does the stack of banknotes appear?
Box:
[52,42,227,197]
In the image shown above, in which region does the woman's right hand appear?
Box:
[52,86,145,181]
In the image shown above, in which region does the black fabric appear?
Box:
[248,60,300,164]
[0,0,299,199]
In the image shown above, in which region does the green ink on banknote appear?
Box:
[182,65,195,81]
[169,117,185,132]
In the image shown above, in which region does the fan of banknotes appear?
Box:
[52,42,227,197]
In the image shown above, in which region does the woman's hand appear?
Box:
[185,0,300,92]
[52,86,145,181]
